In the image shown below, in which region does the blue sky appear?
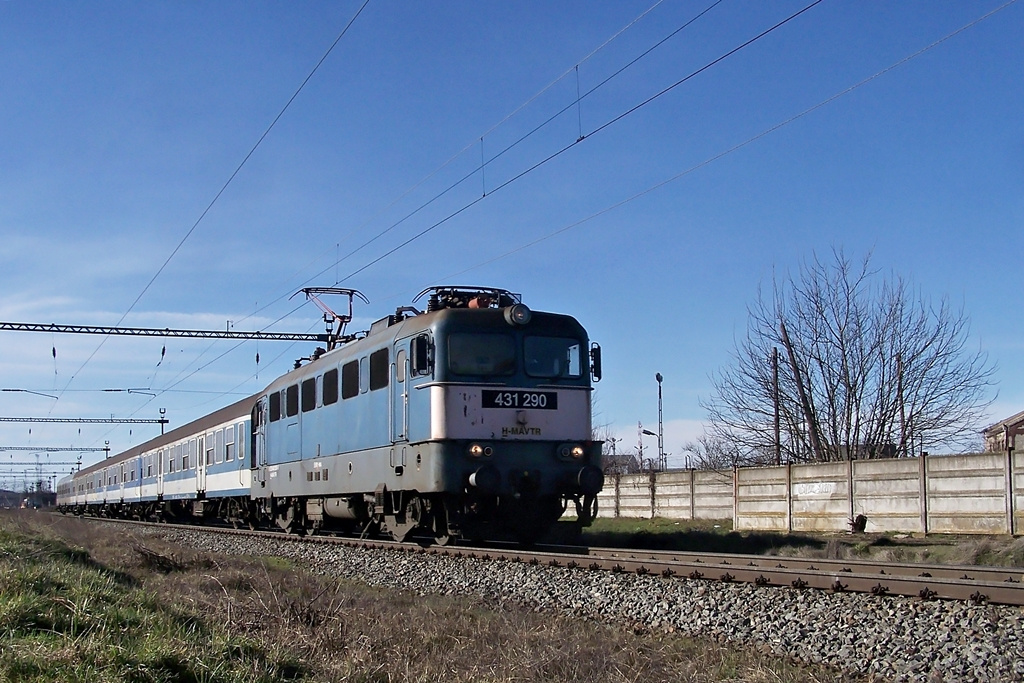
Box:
[1,0,1021,482]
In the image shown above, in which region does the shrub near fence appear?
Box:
[596,451,1024,536]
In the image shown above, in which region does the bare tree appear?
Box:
[703,250,994,463]
[680,432,747,470]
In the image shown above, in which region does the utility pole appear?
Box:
[772,348,781,465]
[779,319,824,462]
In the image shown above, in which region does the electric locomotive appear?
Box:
[254,286,603,543]
[58,286,604,544]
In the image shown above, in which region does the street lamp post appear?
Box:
[641,427,657,471]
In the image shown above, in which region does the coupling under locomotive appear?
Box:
[255,286,604,543]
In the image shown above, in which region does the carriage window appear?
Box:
[216,429,225,464]
[323,368,339,405]
[225,427,235,462]
[236,423,245,462]
[370,348,389,390]
[190,440,197,470]
[286,385,299,417]
[342,361,359,399]
[301,378,316,412]
[524,337,583,378]
[449,334,516,376]
[269,392,281,422]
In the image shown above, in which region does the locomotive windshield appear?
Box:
[524,336,582,378]
[449,333,516,376]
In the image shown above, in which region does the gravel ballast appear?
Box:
[154,528,1023,682]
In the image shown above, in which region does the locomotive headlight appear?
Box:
[504,303,532,326]
[559,443,586,459]
[468,444,493,457]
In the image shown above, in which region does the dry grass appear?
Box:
[2,511,860,683]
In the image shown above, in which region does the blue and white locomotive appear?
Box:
[57,286,604,543]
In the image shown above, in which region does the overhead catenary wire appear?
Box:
[428,0,1020,287]
[80,0,702,435]
[332,0,824,287]
[206,0,688,336]
[50,0,372,409]
[74,0,815,450]
[297,0,728,291]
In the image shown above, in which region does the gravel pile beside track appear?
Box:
[154,528,1023,682]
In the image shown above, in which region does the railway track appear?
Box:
[76,515,1024,607]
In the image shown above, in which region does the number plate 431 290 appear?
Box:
[481,390,558,410]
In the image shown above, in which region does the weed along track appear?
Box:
[83,516,1024,681]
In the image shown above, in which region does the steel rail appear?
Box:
[577,545,1024,585]
[70,517,1024,606]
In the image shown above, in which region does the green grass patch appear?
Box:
[0,522,303,683]
[582,517,827,555]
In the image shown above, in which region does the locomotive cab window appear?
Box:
[410,334,432,376]
[524,337,583,378]
[449,333,515,376]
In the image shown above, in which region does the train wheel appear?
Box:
[431,498,451,546]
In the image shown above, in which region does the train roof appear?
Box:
[77,394,256,476]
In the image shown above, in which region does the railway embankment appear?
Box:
[151,522,1023,681]
[1,510,843,683]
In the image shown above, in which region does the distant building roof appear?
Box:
[982,410,1024,452]
[983,409,1024,436]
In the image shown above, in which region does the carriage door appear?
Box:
[391,344,408,444]
[157,450,164,498]
[196,436,206,494]
[252,398,267,487]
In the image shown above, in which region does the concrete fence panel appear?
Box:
[595,452,1020,535]
[926,453,1008,534]
[599,473,653,519]
[1014,452,1024,535]
[735,466,789,531]
[789,462,849,532]
[653,470,694,519]
[854,457,922,533]
[692,469,734,521]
